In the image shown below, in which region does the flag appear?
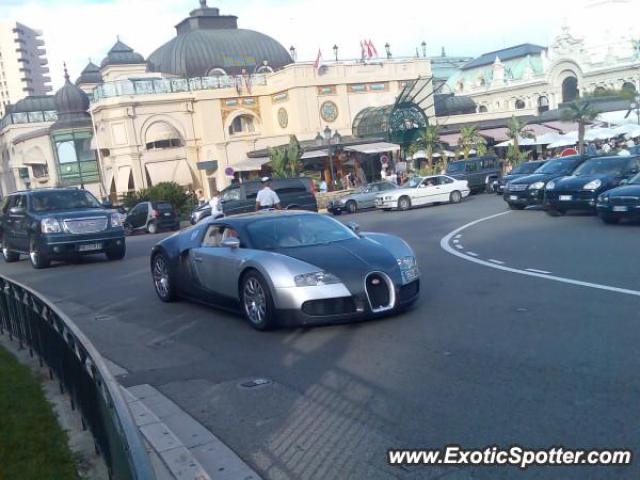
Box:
[313,49,322,73]
[368,39,378,58]
[360,40,366,60]
[365,40,374,58]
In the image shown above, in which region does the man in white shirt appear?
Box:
[255,177,281,210]
[209,190,223,218]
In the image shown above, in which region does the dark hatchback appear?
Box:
[493,160,546,194]
[544,155,640,215]
[596,172,640,223]
[503,155,589,210]
[125,201,179,235]
[0,188,125,269]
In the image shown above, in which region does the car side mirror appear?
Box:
[8,206,25,215]
[102,200,113,208]
[221,237,240,249]
[619,178,629,185]
[346,221,361,235]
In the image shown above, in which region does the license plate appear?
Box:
[612,206,628,212]
[559,195,572,201]
[163,212,171,217]
[78,243,102,252]
[509,195,518,201]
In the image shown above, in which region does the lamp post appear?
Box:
[421,41,427,58]
[333,44,338,62]
[385,43,391,59]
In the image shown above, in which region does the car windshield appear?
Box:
[629,173,640,185]
[156,203,173,212]
[247,215,357,249]
[536,158,580,175]
[512,162,542,175]
[31,190,101,212]
[446,162,465,173]
[403,177,423,188]
[572,158,630,176]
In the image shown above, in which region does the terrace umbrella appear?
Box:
[494,137,538,148]
[584,127,617,141]
[624,127,640,139]
[548,132,578,149]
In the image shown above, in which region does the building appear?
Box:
[0,21,52,117]
[440,0,640,129]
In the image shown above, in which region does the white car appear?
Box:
[375,175,470,211]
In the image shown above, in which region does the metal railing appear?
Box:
[0,275,154,480]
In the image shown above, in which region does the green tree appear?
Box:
[561,100,599,155]
[415,125,441,168]
[267,146,288,178]
[458,126,486,159]
[285,135,302,176]
[506,116,535,165]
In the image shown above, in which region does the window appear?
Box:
[222,187,240,202]
[515,99,526,110]
[465,162,479,172]
[228,115,256,135]
[481,158,496,169]
[202,225,224,247]
[436,176,454,185]
[256,65,274,74]
[31,163,48,178]
[537,96,549,114]
[145,138,182,150]
[478,105,488,113]
[206,67,227,77]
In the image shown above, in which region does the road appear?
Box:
[1,194,638,480]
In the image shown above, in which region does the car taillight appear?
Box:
[152,209,159,218]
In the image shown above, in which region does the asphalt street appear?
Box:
[1,194,638,480]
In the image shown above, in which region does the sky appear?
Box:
[0,0,601,89]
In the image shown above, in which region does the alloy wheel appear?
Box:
[243,277,266,325]
[153,255,170,299]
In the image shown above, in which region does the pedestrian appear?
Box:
[255,177,281,210]
[195,189,207,206]
[319,178,328,193]
[209,189,223,218]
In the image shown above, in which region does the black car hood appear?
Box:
[602,184,640,197]
[275,237,401,293]
[509,173,561,185]
[554,173,619,189]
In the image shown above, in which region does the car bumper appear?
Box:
[273,279,420,326]
[544,191,598,211]
[40,230,125,257]
[375,199,397,209]
[596,204,640,217]
[327,204,346,214]
[503,189,543,205]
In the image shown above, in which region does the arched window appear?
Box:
[478,105,488,113]
[145,121,183,150]
[622,81,637,94]
[537,96,549,114]
[562,76,578,103]
[477,76,486,88]
[228,115,256,135]
[256,65,274,74]
[207,67,227,77]
[515,99,526,110]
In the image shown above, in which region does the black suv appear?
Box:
[493,160,546,194]
[446,155,501,193]
[544,155,640,215]
[220,177,318,216]
[503,155,589,210]
[0,188,126,269]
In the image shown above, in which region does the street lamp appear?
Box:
[385,42,391,59]
[333,44,338,62]
[421,41,427,58]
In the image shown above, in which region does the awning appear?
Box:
[344,142,400,154]
[301,149,328,159]
[439,133,461,145]
[494,137,538,148]
[477,128,510,142]
[145,122,182,143]
[146,159,195,186]
[116,166,131,193]
[22,146,47,165]
[104,168,114,191]
[542,121,578,134]
[233,157,270,172]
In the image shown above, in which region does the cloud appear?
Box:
[0,0,599,90]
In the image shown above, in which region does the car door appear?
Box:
[465,160,482,189]
[434,176,455,202]
[131,203,149,228]
[361,184,380,208]
[2,195,18,248]
[189,224,248,302]
[415,177,440,205]
[9,195,30,251]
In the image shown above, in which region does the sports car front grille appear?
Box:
[365,273,394,312]
[302,297,356,316]
[63,217,108,234]
[507,184,528,192]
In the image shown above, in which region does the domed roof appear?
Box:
[51,66,92,130]
[101,40,145,68]
[147,2,291,77]
[76,61,103,85]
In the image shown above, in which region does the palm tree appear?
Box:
[506,116,535,165]
[267,146,288,178]
[561,100,599,154]
[458,126,486,159]
[416,125,441,169]
[285,135,302,176]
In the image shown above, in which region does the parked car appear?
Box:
[596,172,640,224]
[124,201,180,235]
[220,177,317,215]
[149,210,419,330]
[544,155,640,215]
[328,181,398,215]
[0,188,126,269]
[375,175,470,211]
[190,203,223,225]
[493,160,546,194]
[445,155,501,193]
[503,155,590,210]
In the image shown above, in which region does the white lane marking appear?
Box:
[466,252,479,257]
[454,234,462,239]
[488,259,505,265]
[455,244,464,250]
[453,239,460,244]
[440,211,640,298]
[526,268,551,274]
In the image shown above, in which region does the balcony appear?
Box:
[93,74,268,101]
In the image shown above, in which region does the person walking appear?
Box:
[255,177,281,210]
[195,189,207,206]
[209,189,223,219]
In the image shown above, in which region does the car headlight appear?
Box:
[529,181,545,190]
[583,179,602,190]
[294,271,341,287]
[598,194,609,203]
[111,213,123,228]
[546,181,556,190]
[384,196,394,201]
[397,256,416,270]
[41,217,62,234]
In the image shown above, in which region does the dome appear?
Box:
[55,70,90,115]
[76,61,103,85]
[101,40,145,68]
[147,2,292,77]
